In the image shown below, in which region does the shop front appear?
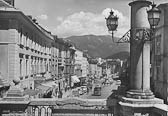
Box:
[71,75,80,88]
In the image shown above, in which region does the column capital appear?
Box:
[129,0,152,7]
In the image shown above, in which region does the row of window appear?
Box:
[18,31,52,55]
[18,30,73,58]
[19,57,51,77]
[19,58,74,78]
[16,27,75,79]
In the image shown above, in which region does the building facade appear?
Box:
[81,56,89,77]
[88,59,98,78]
[52,37,76,91]
[151,3,168,103]
[0,1,76,97]
[74,49,83,77]
[97,64,102,79]
[0,7,54,90]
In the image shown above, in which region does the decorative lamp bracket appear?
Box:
[117,29,130,43]
[135,28,151,41]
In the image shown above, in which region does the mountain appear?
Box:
[64,35,130,58]
[106,51,130,60]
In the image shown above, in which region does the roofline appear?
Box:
[0,10,54,41]
[0,0,14,8]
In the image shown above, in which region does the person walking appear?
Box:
[87,87,89,94]
[58,90,63,98]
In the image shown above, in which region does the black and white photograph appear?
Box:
[0,0,167,116]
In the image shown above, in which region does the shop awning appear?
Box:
[41,81,58,88]
[82,74,87,77]
[23,89,39,96]
[36,85,51,93]
[71,75,80,83]
[44,72,53,80]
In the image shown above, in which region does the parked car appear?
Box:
[72,90,80,97]
[105,80,110,85]
[93,85,101,96]
[78,88,83,95]
[81,86,87,93]
[116,80,121,85]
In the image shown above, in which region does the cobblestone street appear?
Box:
[61,80,119,99]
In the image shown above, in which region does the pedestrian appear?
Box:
[87,87,89,94]
[52,88,57,98]
[58,90,63,98]
[65,87,67,92]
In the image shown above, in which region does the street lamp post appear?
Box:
[105,10,118,42]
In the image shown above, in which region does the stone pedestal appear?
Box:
[119,97,163,116]
[0,100,30,116]
[0,82,30,116]
[126,89,154,99]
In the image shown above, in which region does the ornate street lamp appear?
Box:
[105,3,161,43]
[135,3,161,42]
[105,10,118,42]
[147,3,161,29]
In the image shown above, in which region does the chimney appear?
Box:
[27,15,33,20]
[32,18,37,23]
[4,0,14,7]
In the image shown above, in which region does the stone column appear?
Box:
[42,58,45,73]
[34,57,36,74]
[30,57,33,75]
[33,57,35,74]
[27,55,30,76]
[23,55,26,77]
[37,58,39,74]
[142,42,151,91]
[127,0,154,99]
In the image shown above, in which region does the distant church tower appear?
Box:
[4,0,14,7]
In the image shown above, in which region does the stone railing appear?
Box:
[0,97,168,116]
[0,97,115,116]
[152,104,168,116]
[0,84,168,116]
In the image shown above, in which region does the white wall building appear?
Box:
[74,49,83,77]
[81,56,89,77]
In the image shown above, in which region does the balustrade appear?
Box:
[0,96,167,116]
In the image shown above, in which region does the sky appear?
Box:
[15,0,168,38]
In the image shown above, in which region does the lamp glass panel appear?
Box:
[148,7,161,27]
[149,18,160,27]
[148,11,153,19]
[148,18,154,26]
[107,25,112,31]
[107,24,117,31]
[106,18,118,31]
[106,19,110,25]
[153,12,160,19]
[110,21,116,25]
[153,18,160,26]
[115,19,118,25]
